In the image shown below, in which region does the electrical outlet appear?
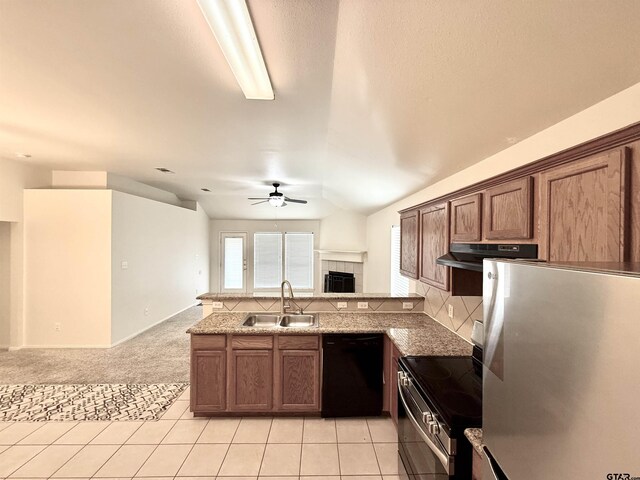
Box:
[337,302,348,309]
[212,301,224,309]
[144,307,150,316]
[402,302,414,310]
[448,304,454,318]
[357,301,369,309]
[54,322,61,332]
[121,261,128,270]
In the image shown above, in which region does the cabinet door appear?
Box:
[450,193,482,242]
[276,350,320,411]
[390,343,401,426]
[191,350,226,412]
[229,349,273,411]
[399,210,420,278]
[539,148,629,261]
[483,177,533,240]
[419,202,450,291]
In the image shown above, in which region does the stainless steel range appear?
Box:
[397,322,483,479]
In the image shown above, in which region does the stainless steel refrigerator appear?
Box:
[482,260,640,479]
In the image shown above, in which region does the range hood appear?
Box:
[437,243,538,272]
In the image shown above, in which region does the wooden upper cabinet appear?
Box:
[483,177,533,240]
[419,202,450,291]
[399,210,420,278]
[229,349,273,411]
[539,148,630,262]
[450,193,482,242]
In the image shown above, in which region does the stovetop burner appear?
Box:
[400,355,482,434]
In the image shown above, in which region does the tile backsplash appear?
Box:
[415,282,483,343]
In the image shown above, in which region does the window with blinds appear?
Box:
[285,232,314,289]
[254,232,283,289]
[390,225,410,296]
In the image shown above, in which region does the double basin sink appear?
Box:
[242,313,318,328]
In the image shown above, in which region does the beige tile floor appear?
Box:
[0,388,407,480]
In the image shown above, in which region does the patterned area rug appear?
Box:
[0,383,188,421]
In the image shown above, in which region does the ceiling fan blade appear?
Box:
[251,200,269,205]
[284,197,307,204]
[248,197,269,200]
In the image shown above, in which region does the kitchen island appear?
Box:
[187,311,471,417]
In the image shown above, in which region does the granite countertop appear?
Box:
[464,428,484,455]
[187,312,472,357]
[197,292,423,300]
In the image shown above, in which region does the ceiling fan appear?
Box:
[248,183,308,207]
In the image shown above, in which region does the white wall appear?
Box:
[24,190,113,347]
[319,209,367,252]
[0,157,51,348]
[111,191,209,344]
[365,81,640,293]
[209,219,320,294]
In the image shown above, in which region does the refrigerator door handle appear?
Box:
[483,446,508,479]
[483,260,505,379]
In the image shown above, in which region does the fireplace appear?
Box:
[324,271,355,293]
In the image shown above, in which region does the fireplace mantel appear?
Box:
[315,249,366,263]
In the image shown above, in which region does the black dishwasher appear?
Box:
[321,334,383,417]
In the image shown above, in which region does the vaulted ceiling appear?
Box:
[2,0,640,219]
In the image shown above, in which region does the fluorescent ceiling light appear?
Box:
[197,0,274,100]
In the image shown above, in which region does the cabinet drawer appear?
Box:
[232,335,273,349]
[191,334,226,350]
[278,335,319,350]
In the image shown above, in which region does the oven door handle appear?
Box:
[397,374,453,475]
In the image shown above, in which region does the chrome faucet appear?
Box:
[280,280,301,314]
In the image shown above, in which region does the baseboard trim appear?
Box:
[109,303,199,347]
[15,303,200,350]
[14,343,113,349]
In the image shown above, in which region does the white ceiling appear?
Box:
[2,0,640,219]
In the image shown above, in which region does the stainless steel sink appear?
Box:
[242,314,280,327]
[279,314,318,328]
[241,313,318,328]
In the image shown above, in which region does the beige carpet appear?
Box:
[0,306,200,384]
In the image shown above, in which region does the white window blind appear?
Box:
[254,233,283,289]
[285,233,314,289]
[390,225,410,296]
[223,236,244,290]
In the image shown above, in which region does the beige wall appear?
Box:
[24,190,113,347]
[365,81,640,341]
[209,219,321,294]
[319,209,367,252]
[0,158,51,348]
[22,189,210,347]
[111,191,209,344]
[0,222,10,348]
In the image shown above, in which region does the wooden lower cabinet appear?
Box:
[390,342,401,425]
[191,334,321,415]
[191,350,226,412]
[276,350,320,411]
[472,449,483,480]
[229,349,273,411]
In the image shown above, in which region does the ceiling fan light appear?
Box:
[268,196,285,207]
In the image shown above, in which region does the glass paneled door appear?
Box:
[221,232,247,293]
